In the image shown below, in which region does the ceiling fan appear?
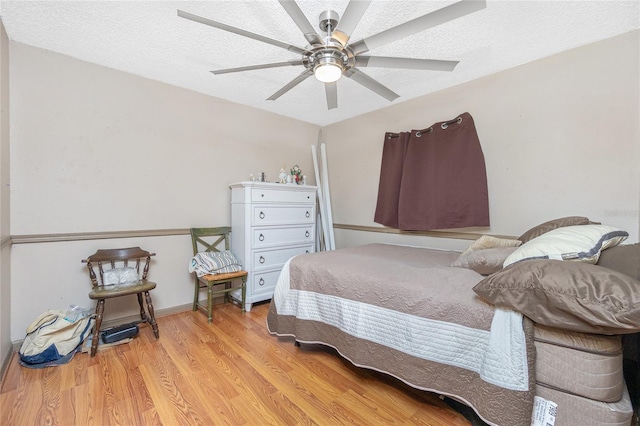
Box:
[178,0,486,110]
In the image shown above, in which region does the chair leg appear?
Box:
[207,284,213,323]
[136,293,147,322]
[144,291,159,339]
[91,299,105,357]
[193,277,200,312]
[241,276,247,314]
[223,282,229,305]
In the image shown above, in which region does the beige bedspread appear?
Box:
[267,243,536,426]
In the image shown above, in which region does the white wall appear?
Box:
[0,19,12,373]
[323,30,640,249]
[9,42,319,341]
[8,30,640,342]
[10,43,318,235]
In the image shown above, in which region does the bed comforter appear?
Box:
[267,243,536,426]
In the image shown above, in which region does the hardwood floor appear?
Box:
[1,302,471,425]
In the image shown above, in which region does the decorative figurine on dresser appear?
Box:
[229,181,317,311]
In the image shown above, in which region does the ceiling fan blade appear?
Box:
[355,56,458,71]
[212,60,304,75]
[331,0,371,47]
[278,1,324,46]
[345,69,399,102]
[177,10,310,56]
[325,82,338,110]
[267,70,313,101]
[349,0,486,55]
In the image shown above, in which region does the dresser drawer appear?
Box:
[250,270,281,298]
[252,246,313,271]
[252,226,314,249]
[252,205,315,225]
[251,188,315,204]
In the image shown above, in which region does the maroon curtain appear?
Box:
[374,112,489,231]
[373,131,410,228]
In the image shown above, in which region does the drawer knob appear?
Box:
[259,211,265,219]
[259,278,265,286]
[259,256,265,264]
[305,211,310,218]
[305,230,310,238]
[259,233,265,241]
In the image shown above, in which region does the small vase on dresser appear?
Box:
[230,181,317,311]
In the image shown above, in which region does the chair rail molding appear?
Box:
[11,225,517,245]
[333,223,516,240]
[11,228,191,244]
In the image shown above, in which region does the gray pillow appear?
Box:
[518,216,591,243]
[473,260,640,335]
[451,247,518,275]
[597,243,640,281]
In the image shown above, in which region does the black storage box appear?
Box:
[101,322,139,344]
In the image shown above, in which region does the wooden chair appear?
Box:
[82,247,159,357]
[190,227,247,323]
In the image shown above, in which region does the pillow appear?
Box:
[189,250,243,277]
[103,267,140,286]
[518,216,591,243]
[503,224,628,268]
[460,235,521,257]
[597,243,640,280]
[451,247,518,275]
[473,260,640,334]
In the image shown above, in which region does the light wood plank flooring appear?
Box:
[1,302,471,425]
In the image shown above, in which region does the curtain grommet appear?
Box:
[415,127,432,137]
[441,117,462,130]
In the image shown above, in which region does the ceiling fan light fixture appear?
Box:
[178,0,487,109]
[314,62,342,83]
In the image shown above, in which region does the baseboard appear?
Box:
[0,344,14,385]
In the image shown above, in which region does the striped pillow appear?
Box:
[189,250,243,277]
[504,224,628,268]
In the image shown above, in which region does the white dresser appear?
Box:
[230,181,317,311]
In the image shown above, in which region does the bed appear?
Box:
[267,219,640,426]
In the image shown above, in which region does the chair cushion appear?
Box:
[199,270,248,283]
[89,280,157,299]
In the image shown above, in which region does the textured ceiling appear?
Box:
[1,1,638,126]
